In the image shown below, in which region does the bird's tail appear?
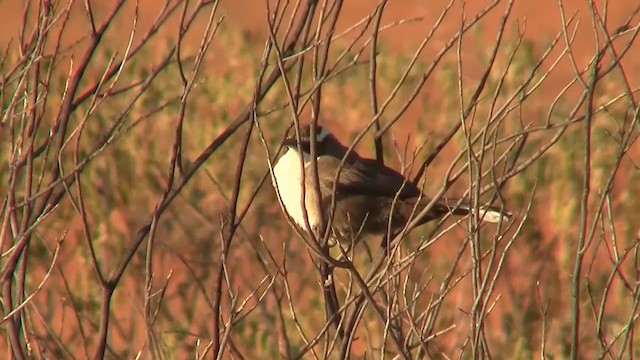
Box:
[414,197,511,225]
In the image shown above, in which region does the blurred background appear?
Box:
[1,0,639,358]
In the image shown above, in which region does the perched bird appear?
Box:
[272,124,509,248]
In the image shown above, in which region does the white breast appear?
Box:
[272,149,318,229]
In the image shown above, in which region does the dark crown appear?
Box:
[283,123,331,151]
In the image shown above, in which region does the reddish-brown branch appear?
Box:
[212,123,254,358]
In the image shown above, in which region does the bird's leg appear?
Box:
[308,224,345,340]
[316,249,344,342]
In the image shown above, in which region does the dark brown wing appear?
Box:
[314,155,422,199]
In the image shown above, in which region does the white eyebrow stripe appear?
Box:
[315,126,330,141]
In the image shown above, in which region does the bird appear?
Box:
[271,123,509,248]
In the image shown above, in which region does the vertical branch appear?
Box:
[2,1,53,357]
[570,47,602,360]
[212,123,254,359]
[309,1,345,353]
[370,0,387,164]
[310,0,344,241]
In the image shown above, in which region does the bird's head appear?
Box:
[283,124,339,158]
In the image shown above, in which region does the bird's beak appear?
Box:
[283,137,311,153]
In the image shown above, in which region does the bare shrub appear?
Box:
[1,0,639,359]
